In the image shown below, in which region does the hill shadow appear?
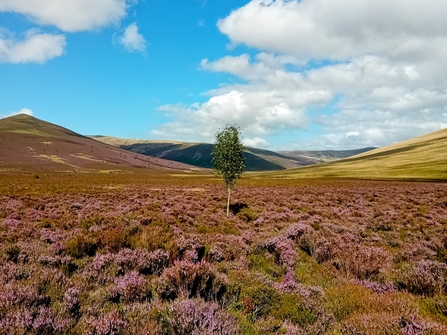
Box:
[119,143,286,171]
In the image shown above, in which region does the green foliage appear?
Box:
[65,234,98,258]
[420,295,447,323]
[272,294,317,326]
[212,125,245,190]
[248,252,286,280]
[236,207,259,222]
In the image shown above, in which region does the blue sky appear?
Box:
[1,0,447,150]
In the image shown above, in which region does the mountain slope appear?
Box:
[91,137,292,171]
[0,115,195,171]
[264,128,447,179]
[91,136,375,171]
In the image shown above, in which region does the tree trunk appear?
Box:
[227,186,231,216]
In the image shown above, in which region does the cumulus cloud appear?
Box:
[218,0,447,63]
[115,22,147,53]
[243,137,269,148]
[154,87,326,143]
[154,0,447,149]
[0,108,34,119]
[0,29,65,63]
[0,0,136,32]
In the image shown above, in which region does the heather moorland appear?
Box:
[1,171,447,334]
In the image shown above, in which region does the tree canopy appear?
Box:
[212,125,245,215]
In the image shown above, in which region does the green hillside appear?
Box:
[261,128,447,179]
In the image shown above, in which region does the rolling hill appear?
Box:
[0,114,195,171]
[279,147,375,162]
[263,128,447,179]
[91,136,374,171]
[91,136,298,171]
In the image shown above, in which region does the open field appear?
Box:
[1,170,447,334]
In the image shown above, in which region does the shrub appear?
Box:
[341,313,447,335]
[5,244,21,263]
[0,285,69,334]
[158,299,240,335]
[156,261,226,302]
[341,312,402,335]
[285,223,311,241]
[352,279,396,294]
[85,249,169,283]
[300,235,338,264]
[236,207,259,222]
[398,260,447,296]
[240,282,281,321]
[113,248,169,276]
[248,252,286,280]
[273,269,321,299]
[271,294,319,327]
[99,228,127,253]
[324,284,370,321]
[64,287,80,313]
[335,244,392,279]
[85,310,126,335]
[110,271,149,303]
[209,245,225,262]
[259,236,297,269]
[65,235,98,258]
[135,224,176,255]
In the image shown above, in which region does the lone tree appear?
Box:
[212,125,245,216]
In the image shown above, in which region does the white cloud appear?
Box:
[158,50,447,149]
[0,0,137,32]
[243,137,269,148]
[0,29,65,63]
[152,0,447,149]
[0,108,34,119]
[154,88,324,143]
[218,0,447,63]
[115,23,147,54]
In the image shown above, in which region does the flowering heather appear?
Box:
[2,218,20,228]
[260,235,297,269]
[3,199,22,211]
[399,260,447,296]
[84,310,126,335]
[1,175,447,333]
[335,244,392,279]
[64,287,80,312]
[0,284,69,333]
[110,271,148,302]
[84,248,169,282]
[352,279,396,294]
[160,299,240,335]
[156,260,226,301]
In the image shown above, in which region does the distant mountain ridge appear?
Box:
[279,148,376,162]
[91,136,375,171]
